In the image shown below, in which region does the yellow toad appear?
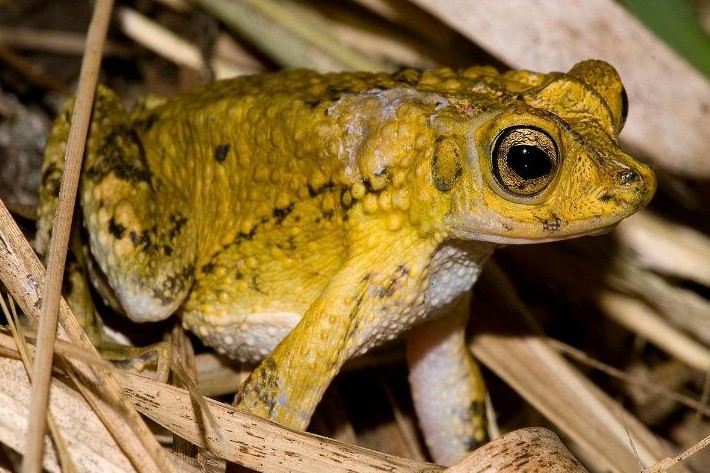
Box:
[37,60,655,465]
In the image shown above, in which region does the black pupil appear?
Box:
[507,145,552,180]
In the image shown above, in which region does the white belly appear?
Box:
[188,240,494,362]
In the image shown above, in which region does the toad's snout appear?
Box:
[606,159,656,210]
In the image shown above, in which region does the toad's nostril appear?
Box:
[617,170,639,185]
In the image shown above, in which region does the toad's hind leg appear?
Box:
[41,86,197,323]
[37,96,108,338]
[407,292,488,466]
[37,165,173,381]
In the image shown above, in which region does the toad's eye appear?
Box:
[492,126,559,197]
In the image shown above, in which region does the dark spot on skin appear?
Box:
[47,177,61,198]
[151,264,194,305]
[375,286,394,299]
[41,161,62,197]
[214,143,230,163]
[65,249,78,266]
[362,178,385,196]
[235,358,280,418]
[537,213,561,232]
[272,202,294,225]
[168,213,188,239]
[375,265,410,299]
[248,274,264,294]
[598,192,623,205]
[466,398,488,448]
[303,99,323,109]
[108,217,126,239]
[235,271,244,280]
[509,93,523,102]
[233,225,258,244]
[469,399,486,418]
[201,262,216,274]
[129,229,152,250]
[285,236,297,251]
[347,291,367,335]
[340,188,355,212]
[133,113,159,133]
[86,125,152,183]
[307,181,337,198]
[308,182,353,221]
[276,237,297,253]
[162,245,173,256]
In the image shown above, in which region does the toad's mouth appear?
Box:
[514,223,618,244]
[449,221,622,245]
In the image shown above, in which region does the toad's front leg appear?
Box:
[407,292,487,465]
[233,239,435,429]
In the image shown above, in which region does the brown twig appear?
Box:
[22,1,115,471]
